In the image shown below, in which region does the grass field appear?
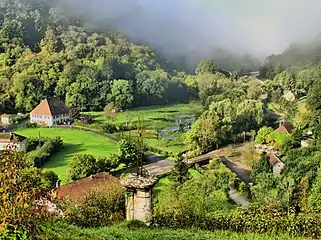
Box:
[15,128,119,184]
[49,221,311,240]
[86,101,203,130]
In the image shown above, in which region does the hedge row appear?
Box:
[74,121,119,134]
[154,206,321,238]
[27,137,63,167]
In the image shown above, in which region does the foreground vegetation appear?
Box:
[14,128,118,183]
[46,221,311,240]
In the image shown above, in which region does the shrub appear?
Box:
[0,229,28,240]
[65,182,125,227]
[42,171,59,189]
[69,154,118,181]
[26,122,37,128]
[0,151,53,239]
[118,140,140,167]
[79,115,93,124]
[208,158,221,170]
[101,123,117,134]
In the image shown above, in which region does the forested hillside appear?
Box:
[260,37,321,79]
[0,0,190,114]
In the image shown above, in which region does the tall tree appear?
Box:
[195,60,217,75]
[109,80,134,110]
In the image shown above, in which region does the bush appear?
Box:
[65,182,125,228]
[101,123,117,134]
[69,154,118,181]
[208,158,221,170]
[26,122,37,128]
[118,140,140,167]
[79,115,93,124]
[42,171,59,189]
[0,151,53,239]
[0,229,28,240]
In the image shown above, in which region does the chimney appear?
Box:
[279,119,285,127]
[56,179,61,188]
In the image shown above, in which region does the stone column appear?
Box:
[121,175,158,224]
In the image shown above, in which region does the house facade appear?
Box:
[30,98,71,127]
[1,114,11,125]
[0,133,26,151]
[268,151,285,176]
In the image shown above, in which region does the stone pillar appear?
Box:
[121,175,158,224]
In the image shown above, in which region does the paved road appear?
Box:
[229,185,249,208]
[144,152,174,176]
[220,156,251,185]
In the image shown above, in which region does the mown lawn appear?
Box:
[15,128,119,184]
[48,221,311,240]
[86,101,203,130]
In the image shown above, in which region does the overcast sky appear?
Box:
[59,0,321,59]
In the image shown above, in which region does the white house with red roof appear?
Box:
[30,98,71,127]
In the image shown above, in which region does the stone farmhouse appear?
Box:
[0,133,26,151]
[30,98,71,127]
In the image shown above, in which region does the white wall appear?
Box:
[30,115,53,126]
[0,141,25,151]
[1,117,11,125]
[52,114,71,125]
[31,114,71,126]
[273,161,285,176]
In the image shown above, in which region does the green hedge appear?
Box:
[27,137,63,167]
[154,206,321,238]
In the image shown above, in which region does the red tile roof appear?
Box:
[275,121,294,134]
[30,98,70,117]
[56,172,121,202]
[268,151,282,166]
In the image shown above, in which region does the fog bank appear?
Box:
[58,0,321,66]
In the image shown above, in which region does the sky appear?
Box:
[58,0,321,61]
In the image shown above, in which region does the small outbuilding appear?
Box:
[0,133,26,151]
[274,120,295,134]
[1,114,11,125]
[268,151,285,177]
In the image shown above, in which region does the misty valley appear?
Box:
[1,1,321,240]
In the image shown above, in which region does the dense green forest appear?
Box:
[0,0,192,113]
